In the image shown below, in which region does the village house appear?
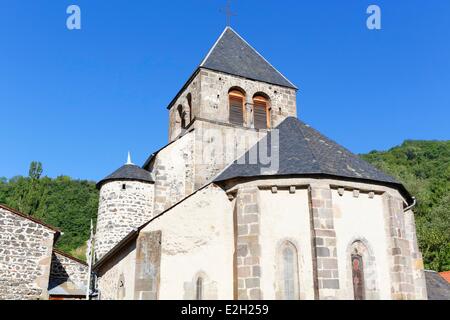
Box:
[0,204,87,300]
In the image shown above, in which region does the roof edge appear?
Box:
[199,26,230,67]
[221,27,297,89]
[167,27,298,110]
[214,173,414,206]
[53,248,88,266]
[93,183,213,271]
[93,228,139,272]
[96,177,154,190]
[0,203,61,233]
[201,67,298,90]
[166,68,201,110]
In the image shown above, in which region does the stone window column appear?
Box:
[309,186,340,299]
[245,102,253,128]
[134,231,162,300]
[404,210,427,299]
[383,195,418,300]
[234,187,262,300]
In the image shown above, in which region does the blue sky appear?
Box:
[0,0,449,181]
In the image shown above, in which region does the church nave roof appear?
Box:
[214,117,408,198]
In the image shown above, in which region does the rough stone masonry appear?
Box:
[0,205,58,300]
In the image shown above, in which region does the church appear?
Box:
[91,27,428,300]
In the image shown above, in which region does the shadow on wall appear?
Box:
[48,253,71,290]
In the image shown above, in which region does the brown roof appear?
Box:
[0,203,61,234]
[440,271,450,283]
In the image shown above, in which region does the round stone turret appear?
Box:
[94,155,154,261]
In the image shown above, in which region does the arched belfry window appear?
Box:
[253,94,270,129]
[276,241,300,300]
[196,276,204,300]
[177,104,186,129]
[229,89,245,126]
[187,93,193,124]
[351,253,365,300]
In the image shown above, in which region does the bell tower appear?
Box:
[167,27,297,143]
[165,27,298,187]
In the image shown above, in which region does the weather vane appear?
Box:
[221,0,237,27]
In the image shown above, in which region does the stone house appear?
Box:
[0,204,87,300]
[48,249,88,300]
[91,27,428,300]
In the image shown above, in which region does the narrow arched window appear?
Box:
[187,93,193,123]
[177,104,186,129]
[229,90,245,126]
[351,254,365,300]
[277,242,300,300]
[253,95,270,129]
[196,277,203,300]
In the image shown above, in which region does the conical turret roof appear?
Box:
[97,154,154,189]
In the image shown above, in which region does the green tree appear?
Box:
[362,140,450,271]
[0,162,98,260]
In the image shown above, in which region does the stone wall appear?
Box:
[193,120,265,189]
[168,69,297,142]
[168,72,202,142]
[50,251,88,290]
[383,195,427,299]
[96,240,136,300]
[222,177,427,300]
[258,186,316,300]
[197,69,297,128]
[310,185,340,299]
[404,209,428,299]
[95,180,154,261]
[332,188,391,299]
[134,231,161,300]
[164,68,298,196]
[0,206,56,300]
[141,184,234,300]
[151,132,195,215]
[234,186,263,300]
[94,176,426,300]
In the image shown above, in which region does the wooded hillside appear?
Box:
[0,140,448,270]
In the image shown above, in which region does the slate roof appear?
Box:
[97,164,154,189]
[425,270,450,300]
[214,117,401,188]
[200,27,296,89]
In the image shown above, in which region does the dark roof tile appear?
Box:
[214,117,400,186]
[425,270,450,300]
[97,164,154,189]
[200,27,296,89]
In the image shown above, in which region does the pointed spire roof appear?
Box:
[200,27,296,89]
[214,117,410,200]
[97,153,154,189]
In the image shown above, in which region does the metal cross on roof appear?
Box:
[221,0,236,27]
